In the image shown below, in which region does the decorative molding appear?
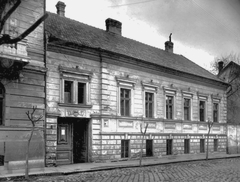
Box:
[118,120,134,128]
[164,123,176,129]
[59,65,93,80]
[142,81,158,92]
[116,76,136,89]
[181,90,194,98]
[211,94,221,102]
[197,92,209,100]
[163,86,177,95]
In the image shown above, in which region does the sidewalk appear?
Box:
[1,153,240,179]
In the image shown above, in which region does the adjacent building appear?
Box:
[44,2,229,166]
[0,0,46,169]
[218,61,240,153]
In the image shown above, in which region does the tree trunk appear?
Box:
[140,135,144,166]
[25,126,34,179]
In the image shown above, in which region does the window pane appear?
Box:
[145,92,154,118]
[166,96,173,119]
[184,98,190,120]
[213,103,218,122]
[78,83,85,104]
[199,101,205,122]
[120,89,131,116]
[64,81,73,103]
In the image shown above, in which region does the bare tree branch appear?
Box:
[0,13,48,45]
[0,0,21,33]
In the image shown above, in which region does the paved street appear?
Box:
[2,158,240,182]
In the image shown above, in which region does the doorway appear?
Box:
[56,117,89,165]
[166,139,173,155]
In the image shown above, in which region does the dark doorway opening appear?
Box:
[73,118,89,163]
[57,117,89,165]
[200,139,205,153]
[184,139,190,154]
[166,139,173,155]
[146,139,153,157]
[214,139,218,152]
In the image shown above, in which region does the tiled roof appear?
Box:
[45,12,222,82]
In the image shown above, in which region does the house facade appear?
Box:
[0,0,46,169]
[45,2,229,166]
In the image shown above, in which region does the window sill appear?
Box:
[59,103,92,108]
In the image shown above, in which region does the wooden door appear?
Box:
[184,139,190,154]
[57,120,72,165]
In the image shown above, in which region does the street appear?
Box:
[2,158,240,182]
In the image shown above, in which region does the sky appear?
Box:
[46,0,240,71]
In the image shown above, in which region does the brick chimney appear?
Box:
[165,33,174,53]
[218,61,224,75]
[56,1,66,17]
[105,18,122,35]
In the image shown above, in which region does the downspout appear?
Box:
[43,0,47,167]
[98,48,103,161]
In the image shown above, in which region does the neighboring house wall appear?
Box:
[0,0,46,169]
[218,62,240,154]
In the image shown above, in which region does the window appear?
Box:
[166,96,174,119]
[199,101,205,122]
[184,139,190,154]
[200,139,205,153]
[121,140,129,158]
[0,85,4,125]
[120,88,131,116]
[60,66,92,106]
[184,98,191,121]
[166,139,173,155]
[213,103,219,122]
[146,139,153,157]
[214,139,218,152]
[58,125,68,144]
[145,92,154,118]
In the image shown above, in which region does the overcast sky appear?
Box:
[46,0,240,71]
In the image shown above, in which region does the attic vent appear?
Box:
[105,18,122,35]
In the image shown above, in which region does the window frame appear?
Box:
[116,77,136,117]
[212,95,221,123]
[59,66,92,107]
[121,140,130,158]
[182,91,193,121]
[198,93,208,122]
[120,88,131,116]
[142,82,158,118]
[163,87,176,120]
[213,102,219,123]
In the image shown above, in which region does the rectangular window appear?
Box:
[184,139,190,154]
[120,88,131,116]
[145,92,154,118]
[184,98,191,120]
[146,139,153,157]
[64,80,73,103]
[200,139,205,153]
[166,96,174,119]
[213,103,219,122]
[78,82,86,104]
[166,139,173,155]
[214,139,218,152]
[58,125,68,144]
[199,101,205,122]
[121,140,129,158]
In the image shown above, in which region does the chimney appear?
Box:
[56,1,66,17]
[218,61,224,75]
[105,18,122,35]
[165,33,174,53]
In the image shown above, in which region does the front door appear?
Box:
[57,118,73,165]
